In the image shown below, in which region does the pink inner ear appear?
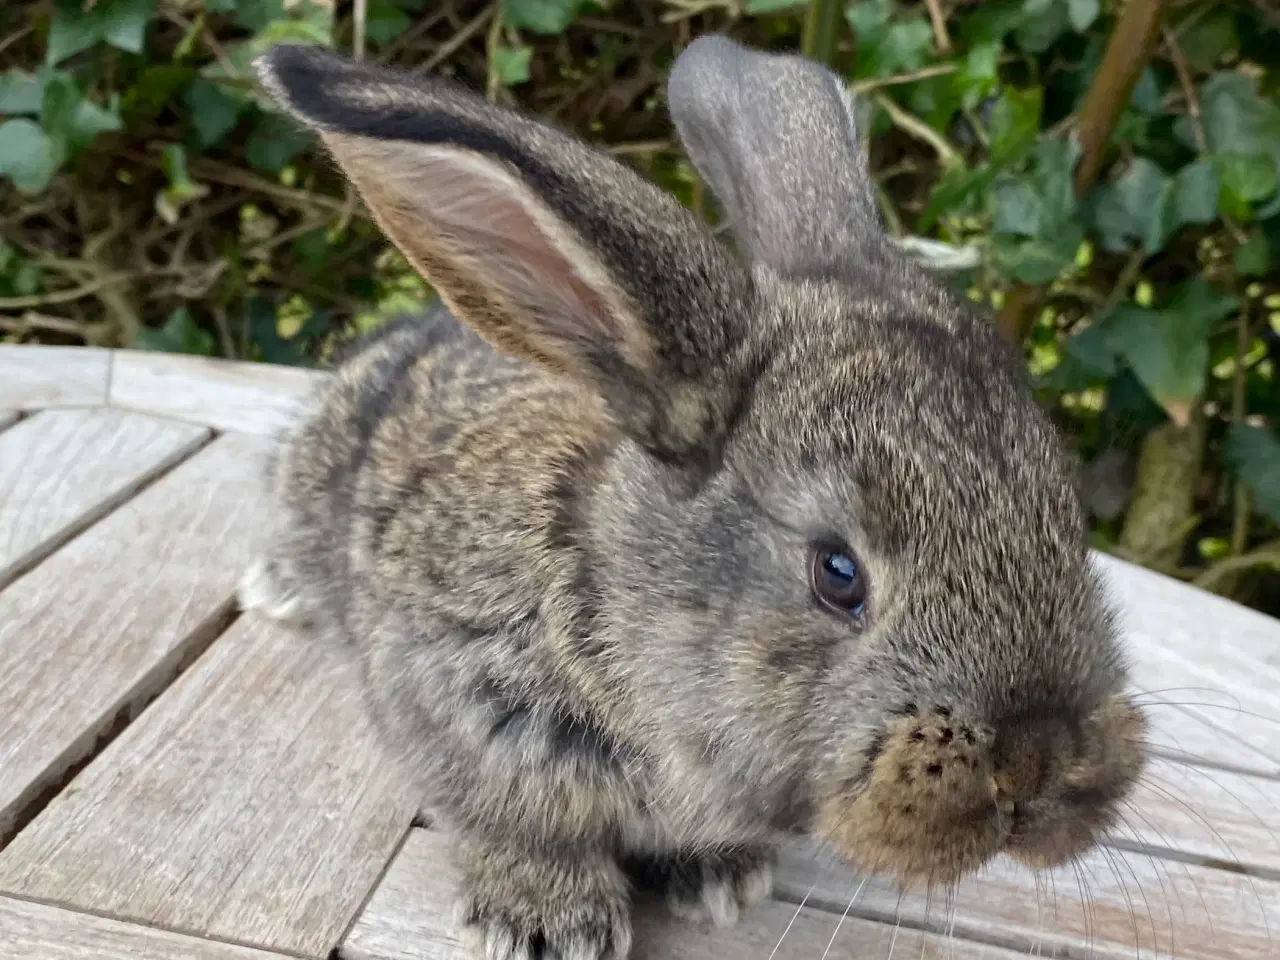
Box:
[379,142,642,364]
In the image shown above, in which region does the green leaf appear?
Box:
[501,0,585,33]
[491,44,533,86]
[102,0,156,53]
[47,0,156,64]
[879,20,934,75]
[1129,68,1163,116]
[136,307,215,355]
[186,79,246,147]
[1178,10,1239,68]
[1063,324,1117,377]
[989,86,1043,161]
[745,0,803,10]
[202,0,240,11]
[1066,0,1098,32]
[1172,159,1219,225]
[1226,425,1280,524]
[1014,0,1068,53]
[365,5,412,46]
[1105,281,1238,415]
[42,74,122,154]
[245,113,313,172]
[1200,72,1280,158]
[994,221,1083,284]
[0,118,60,194]
[845,0,892,38]
[1216,152,1279,205]
[0,70,45,115]
[1235,231,1271,276]
[991,180,1044,236]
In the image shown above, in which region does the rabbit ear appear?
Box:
[254,44,751,459]
[667,35,885,275]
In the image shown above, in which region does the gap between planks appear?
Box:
[0,407,214,591]
[0,894,300,960]
[0,432,271,843]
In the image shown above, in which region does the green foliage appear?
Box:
[2,0,1279,610]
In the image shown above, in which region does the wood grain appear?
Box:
[775,839,1280,959]
[342,829,1038,960]
[0,616,418,958]
[0,432,266,839]
[1122,756,1280,878]
[1098,553,1280,774]
[0,895,288,960]
[110,351,325,436]
[0,345,111,410]
[0,408,209,589]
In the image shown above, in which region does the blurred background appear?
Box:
[1,0,1278,616]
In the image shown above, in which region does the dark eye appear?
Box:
[811,545,869,618]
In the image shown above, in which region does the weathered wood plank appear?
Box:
[0,617,417,957]
[343,829,1037,960]
[0,408,209,589]
[1121,756,1280,877]
[0,896,288,960]
[109,351,324,436]
[0,344,111,410]
[1098,553,1280,774]
[0,432,266,839]
[775,839,1280,959]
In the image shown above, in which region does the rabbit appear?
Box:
[243,35,1147,960]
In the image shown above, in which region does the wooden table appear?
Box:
[1,342,1278,960]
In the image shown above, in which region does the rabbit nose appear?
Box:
[990,713,1071,802]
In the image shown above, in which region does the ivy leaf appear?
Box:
[1172,159,1220,225]
[1129,68,1163,116]
[1200,72,1280,158]
[42,73,122,154]
[991,180,1044,236]
[879,20,934,75]
[1088,158,1177,254]
[1235,231,1270,276]
[1105,281,1239,424]
[0,70,45,115]
[994,222,1083,284]
[186,79,246,147]
[1014,0,1068,53]
[365,1,412,46]
[491,44,533,87]
[1066,0,1099,32]
[1226,425,1280,524]
[47,0,157,64]
[102,0,156,53]
[1215,152,1279,205]
[0,118,60,194]
[245,112,313,172]
[136,307,215,355]
[501,0,585,34]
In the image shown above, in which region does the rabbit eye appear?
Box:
[811,545,868,618]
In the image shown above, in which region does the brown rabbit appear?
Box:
[242,35,1146,960]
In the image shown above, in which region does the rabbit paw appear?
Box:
[237,557,310,624]
[629,846,775,929]
[456,850,632,960]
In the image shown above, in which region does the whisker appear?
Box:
[818,872,870,960]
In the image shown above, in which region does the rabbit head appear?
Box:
[255,36,1145,890]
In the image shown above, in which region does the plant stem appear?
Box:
[802,0,844,70]
[994,0,1168,343]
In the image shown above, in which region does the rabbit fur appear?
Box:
[245,35,1146,960]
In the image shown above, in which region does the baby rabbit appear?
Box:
[244,35,1146,960]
